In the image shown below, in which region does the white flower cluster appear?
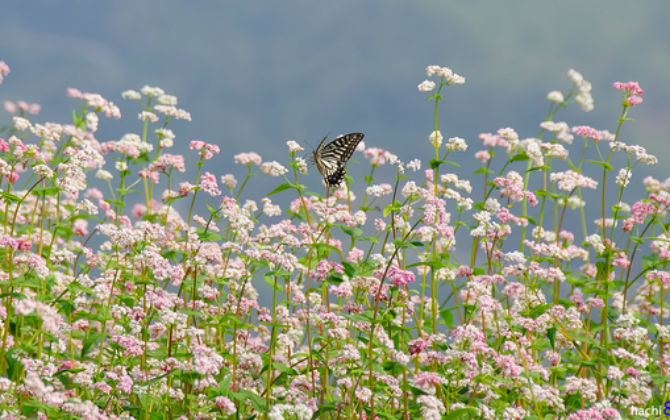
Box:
[568,69,594,112]
[585,234,605,254]
[426,65,466,84]
[540,121,574,144]
[445,136,468,152]
[615,168,632,187]
[610,141,658,165]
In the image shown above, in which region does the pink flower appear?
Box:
[189,140,220,160]
[474,150,491,162]
[0,61,9,84]
[408,337,430,355]
[200,171,221,196]
[613,80,644,95]
[386,266,415,287]
[234,152,262,166]
[347,247,364,263]
[612,252,630,268]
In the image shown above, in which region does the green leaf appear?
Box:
[510,152,529,162]
[197,231,224,241]
[32,186,61,196]
[0,191,21,203]
[547,327,556,350]
[527,165,550,173]
[585,160,613,171]
[264,271,284,292]
[473,166,495,176]
[340,225,363,239]
[267,182,301,196]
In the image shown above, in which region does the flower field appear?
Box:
[0,61,668,419]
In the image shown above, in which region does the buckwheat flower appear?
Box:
[13,116,31,131]
[446,136,467,152]
[261,197,281,217]
[505,251,527,265]
[294,156,308,174]
[0,61,10,84]
[417,79,436,92]
[429,130,443,148]
[141,85,165,97]
[374,218,386,231]
[85,112,99,132]
[615,168,632,187]
[425,65,441,76]
[122,89,141,100]
[474,150,491,162]
[407,158,421,171]
[157,94,177,105]
[220,174,237,189]
[33,164,53,179]
[402,181,418,197]
[568,68,584,85]
[113,161,128,172]
[200,171,221,196]
[138,111,159,123]
[450,72,466,84]
[234,152,262,166]
[215,396,236,415]
[286,140,303,153]
[585,234,605,254]
[95,169,113,181]
[484,198,501,212]
[543,143,568,159]
[154,104,191,121]
[4,100,16,114]
[547,90,564,103]
[261,161,288,177]
[366,183,392,197]
[550,170,597,191]
[156,127,175,140]
[523,138,544,166]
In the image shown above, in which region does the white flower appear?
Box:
[157,94,177,105]
[567,69,584,85]
[96,169,113,181]
[286,140,304,153]
[221,174,237,189]
[33,164,54,179]
[407,159,421,171]
[261,161,288,177]
[615,168,632,187]
[429,130,443,148]
[568,69,594,111]
[401,181,418,197]
[140,85,165,97]
[417,80,436,92]
[122,90,142,100]
[366,183,392,197]
[484,198,501,212]
[446,136,468,152]
[547,90,564,103]
[505,251,527,265]
[13,116,31,131]
[585,234,605,254]
[115,161,128,172]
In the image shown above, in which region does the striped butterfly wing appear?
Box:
[313,132,364,187]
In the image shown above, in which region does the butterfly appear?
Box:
[312,132,365,187]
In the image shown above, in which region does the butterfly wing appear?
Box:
[313,132,364,187]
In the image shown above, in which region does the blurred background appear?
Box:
[0,1,667,231]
